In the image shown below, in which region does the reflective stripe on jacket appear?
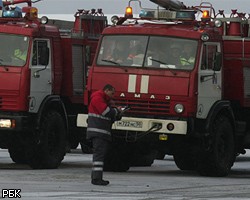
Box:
[86,90,119,141]
[14,49,27,61]
[180,56,195,66]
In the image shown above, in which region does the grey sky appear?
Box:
[34,0,250,15]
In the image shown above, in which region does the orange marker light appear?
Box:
[125,6,133,18]
[22,7,38,20]
[30,7,38,19]
[202,10,210,18]
[11,119,16,128]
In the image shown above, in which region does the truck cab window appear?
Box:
[201,44,219,70]
[145,37,167,68]
[0,34,29,67]
[97,35,147,67]
[32,40,49,66]
[96,35,197,70]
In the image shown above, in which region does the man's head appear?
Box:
[170,44,181,58]
[183,43,193,56]
[116,40,126,51]
[103,84,115,98]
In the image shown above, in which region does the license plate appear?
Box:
[116,120,143,128]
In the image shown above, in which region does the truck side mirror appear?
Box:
[213,52,222,71]
[40,47,49,66]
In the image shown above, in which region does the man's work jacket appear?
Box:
[14,49,27,61]
[180,56,195,66]
[86,90,120,141]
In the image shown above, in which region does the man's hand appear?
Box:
[121,106,130,111]
[117,106,123,112]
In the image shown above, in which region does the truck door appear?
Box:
[29,39,52,113]
[197,43,222,119]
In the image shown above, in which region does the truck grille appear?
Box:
[115,98,170,116]
[0,96,18,110]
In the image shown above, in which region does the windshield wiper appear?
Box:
[150,58,167,65]
[150,58,176,75]
[102,59,120,66]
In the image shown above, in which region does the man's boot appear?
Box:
[91,164,109,185]
[91,179,109,186]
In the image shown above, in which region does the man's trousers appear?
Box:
[91,137,109,180]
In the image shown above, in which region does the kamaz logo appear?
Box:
[122,74,171,100]
[119,93,171,100]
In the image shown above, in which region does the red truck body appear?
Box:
[223,40,250,106]
[78,0,250,176]
[0,0,107,168]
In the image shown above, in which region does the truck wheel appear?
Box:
[130,150,157,166]
[173,151,197,170]
[70,140,79,149]
[156,151,166,160]
[104,142,130,172]
[8,135,30,164]
[69,128,82,149]
[197,115,235,177]
[80,140,93,154]
[29,111,67,169]
[173,136,198,171]
[9,145,28,164]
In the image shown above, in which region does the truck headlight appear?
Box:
[174,104,184,114]
[0,119,15,128]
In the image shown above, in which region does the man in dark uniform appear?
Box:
[87,84,122,186]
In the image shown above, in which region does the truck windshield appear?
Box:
[97,35,197,70]
[0,33,29,67]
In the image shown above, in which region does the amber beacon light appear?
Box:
[125,6,133,18]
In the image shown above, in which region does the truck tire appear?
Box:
[197,115,235,177]
[104,142,130,172]
[9,145,28,164]
[173,150,197,170]
[69,128,82,149]
[130,150,157,166]
[156,151,166,160]
[8,135,30,164]
[173,136,198,171]
[70,140,79,149]
[80,140,93,154]
[28,111,67,169]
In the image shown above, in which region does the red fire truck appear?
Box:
[78,0,250,176]
[0,0,107,169]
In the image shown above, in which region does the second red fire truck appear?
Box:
[0,0,107,168]
[78,0,250,176]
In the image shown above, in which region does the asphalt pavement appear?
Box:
[0,148,250,199]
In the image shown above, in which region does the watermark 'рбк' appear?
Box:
[2,189,21,198]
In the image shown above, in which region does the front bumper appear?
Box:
[77,114,187,135]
